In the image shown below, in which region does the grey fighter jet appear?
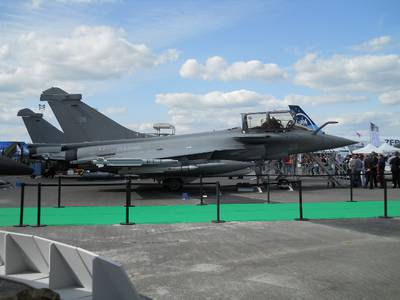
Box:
[60,108,355,174]
[23,88,355,190]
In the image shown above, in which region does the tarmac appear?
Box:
[1,175,400,299]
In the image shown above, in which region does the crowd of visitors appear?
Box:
[347,151,400,189]
[266,150,400,189]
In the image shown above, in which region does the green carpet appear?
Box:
[0,200,399,227]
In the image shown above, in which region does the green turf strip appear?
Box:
[0,201,399,227]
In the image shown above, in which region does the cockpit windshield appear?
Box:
[242,110,295,132]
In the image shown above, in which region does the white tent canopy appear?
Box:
[377,142,398,154]
[353,143,379,154]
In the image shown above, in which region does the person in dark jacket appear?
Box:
[377,154,386,188]
[364,152,378,189]
[389,152,400,188]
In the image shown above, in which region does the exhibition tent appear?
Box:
[353,143,379,154]
[377,142,398,154]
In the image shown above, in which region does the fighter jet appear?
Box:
[19,90,255,189]
[22,88,355,190]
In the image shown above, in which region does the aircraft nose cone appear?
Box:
[322,134,357,149]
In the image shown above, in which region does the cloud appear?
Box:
[294,53,400,94]
[180,56,287,81]
[155,90,366,133]
[28,0,114,9]
[0,25,178,101]
[102,106,128,115]
[156,90,284,132]
[353,35,392,52]
[282,94,368,106]
[126,122,154,133]
[379,90,400,105]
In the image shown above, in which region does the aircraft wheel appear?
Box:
[277,178,289,189]
[163,178,183,191]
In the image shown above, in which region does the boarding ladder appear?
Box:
[306,153,348,187]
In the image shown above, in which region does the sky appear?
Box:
[0,0,399,142]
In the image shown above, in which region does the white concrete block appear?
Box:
[8,233,50,274]
[93,256,140,300]
[49,242,95,292]
[77,247,98,277]
[5,233,38,275]
[49,243,84,290]
[0,231,6,266]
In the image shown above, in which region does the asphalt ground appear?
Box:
[3,219,400,300]
[1,175,400,299]
[1,175,399,208]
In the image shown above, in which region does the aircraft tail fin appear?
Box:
[288,105,319,131]
[40,87,146,142]
[17,108,65,144]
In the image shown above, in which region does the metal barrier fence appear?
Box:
[12,173,396,227]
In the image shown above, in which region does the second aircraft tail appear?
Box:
[40,87,147,143]
[17,108,65,144]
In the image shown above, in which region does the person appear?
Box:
[359,154,366,188]
[377,154,386,188]
[349,154,362,187]
[389,151,400,188]
[364,153,378,189]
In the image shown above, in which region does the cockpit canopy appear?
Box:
[241,110,296,132]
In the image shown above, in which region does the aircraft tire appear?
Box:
[163,178,183,191]
[277,178,289,190]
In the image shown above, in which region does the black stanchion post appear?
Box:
[266,174,271,204]
[14,183,27,227]
[212,182,225,223]
[33,183,46,227]
[121,177,135,225]
[295,180,308,221]
[347,174,355,202]
[55,176,65,208]
[198,175,207,206]
[380,179,392,219]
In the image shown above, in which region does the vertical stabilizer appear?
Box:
[40,87,146,142]
[289,105,319,130]
[17,109,65,144]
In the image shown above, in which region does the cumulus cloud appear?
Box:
[156,90,284,132]
[282,94,368,106]
[102,106,129,115]
[0,25,178,100]
[353,35,392,52]
[332,111,400,136]
[155,90,366,133]
[180,56,287,81]
[126,122,155,133]
[294,53,400,94]
[379,90,400,105]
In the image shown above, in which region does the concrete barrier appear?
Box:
[93,256,140,300]
[0,230,140,300]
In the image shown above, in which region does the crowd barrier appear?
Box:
[0,230,140,300]
[12,173,395,227]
